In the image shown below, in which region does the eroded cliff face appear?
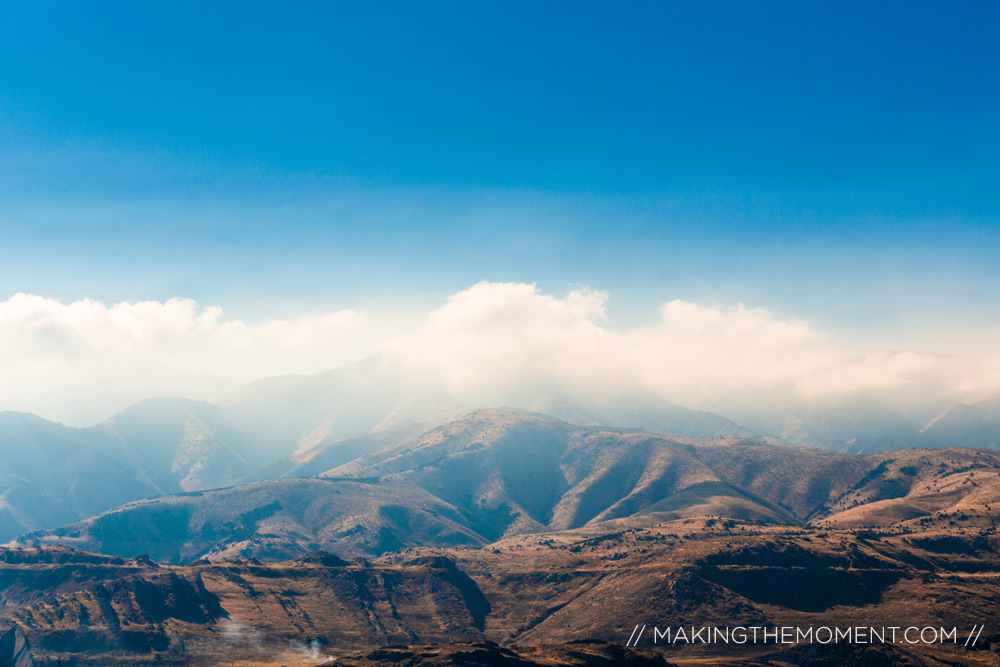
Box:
[0,547,502,665]
[0,625,32,667]
[2,509,1000,667]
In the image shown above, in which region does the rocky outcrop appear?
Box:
[0,626,32,667]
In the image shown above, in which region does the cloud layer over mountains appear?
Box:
[3,282,999,426]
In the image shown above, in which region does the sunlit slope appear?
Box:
[327,410,858,538]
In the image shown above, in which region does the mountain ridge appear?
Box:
[21,409,1000,567]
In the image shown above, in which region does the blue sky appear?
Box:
[2,1,998,337]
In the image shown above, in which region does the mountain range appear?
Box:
[0,358,761,542]
[16,409,1000,567]
[4,360,1000,665]
[2,357,1000,546]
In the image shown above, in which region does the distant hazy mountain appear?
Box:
[0,412,159,541]
[242,397,475,482]
[7,356,1000,549]
[215,357,423,466]
[790,397,1000,454]
[521,390,754,438]
[216,357,754,458]
[187,357,756,485]
[82,366,468,496]
[89,397,250,493]
[243,425,440,483]
[0,355,767,538]
[919,398,1000,449]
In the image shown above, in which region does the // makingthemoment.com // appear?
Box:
[624,625,986,647]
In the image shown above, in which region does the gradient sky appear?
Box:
[2,1,999,339]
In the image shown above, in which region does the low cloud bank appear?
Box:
[2,283,999,427]
[387,283,1000,403]
[0,293,370,424]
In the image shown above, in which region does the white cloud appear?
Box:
[384,282,1000,419]
[384,282,826,406]
[2,283,999,427]
[0,293,372,424]
[382,282,614,392]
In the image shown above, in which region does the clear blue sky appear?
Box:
[1,1,998,335]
